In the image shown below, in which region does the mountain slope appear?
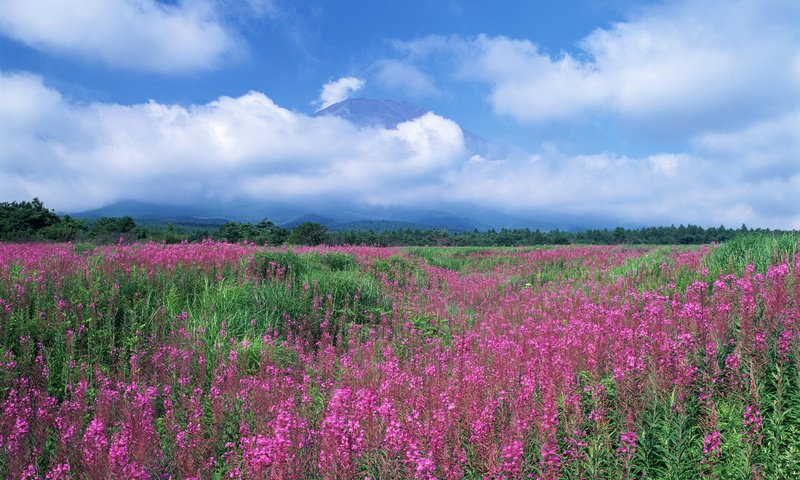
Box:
[314,98,427,128]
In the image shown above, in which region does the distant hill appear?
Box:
[69,198,639,233]
[406,212,475,233]
[71,201,486,232]
[332,220,447,232]
[70,201,231,227]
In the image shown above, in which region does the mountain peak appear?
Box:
[314,98,429,129]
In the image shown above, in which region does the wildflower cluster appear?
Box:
[0,240,798,477]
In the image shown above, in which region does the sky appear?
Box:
[1,0,799,228]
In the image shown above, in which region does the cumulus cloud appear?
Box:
[316,76,366,110]
[389,0,800,132]
[648,154,688,178]
[0,0,242,73]
[359,0,800,229]
[445,152,683,218]
[2,68,800,228]
[0,71,463,212]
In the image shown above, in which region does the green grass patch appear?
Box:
[405,246,533,273]
[706,232,800,277]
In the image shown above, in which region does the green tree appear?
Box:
[254,218,289,245]
[218,222,249,243]
[288,222,328,245]
[40,215,87,241]
[0,198,61,240]
[89,216,136,237]
[612,226,627,244]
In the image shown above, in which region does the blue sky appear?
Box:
[1,0,799,228]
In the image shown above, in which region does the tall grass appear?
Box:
[706,231,800,276]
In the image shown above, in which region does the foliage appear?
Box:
[3,198,797,247]
[705,231,800,276]
[287,221,328,245]
[87,216,138,243]
[217,220,289,245]
[0,198,77,241]
[329,223,761,247]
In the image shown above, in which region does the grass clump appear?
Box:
[250,249,391,345]
[706,232,800,277]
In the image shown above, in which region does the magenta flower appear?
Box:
[702,430,721,464]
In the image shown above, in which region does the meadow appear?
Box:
[1,234,800,479]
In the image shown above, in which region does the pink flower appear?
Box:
[540,441,561,477]
[501,439,524,475]
[702,430,721,464]
[82,418,109,477]
[45,463,71,480]
[617,430,638,461]
[743,405,763,446]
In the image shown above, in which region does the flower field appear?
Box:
[2,237,800,479]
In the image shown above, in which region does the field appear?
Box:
[1,236,800,479]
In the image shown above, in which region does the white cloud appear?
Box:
[0,0,241,73]
[2,70,800,228]
[0,71,462,211]
[354,0,800,228]
[466,36,608,121]
[444,151,675,216]
[391,0,800,131]
[693,112,800,183]
[694,112,800,156]
[648,154,688,177]
[316,76,366,110]
[372,59,441,98]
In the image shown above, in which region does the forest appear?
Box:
[0,198,780,246]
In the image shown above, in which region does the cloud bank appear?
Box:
[346,0,800,227]
[0,0,242,73]
[2,70,799,228]
[0,71,464,212]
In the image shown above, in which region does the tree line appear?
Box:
[0,199,333,245]
[326,224,745,246]
[0,199,134,242]
[0,198,783,246]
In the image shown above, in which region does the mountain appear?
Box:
[70,201,231,226]
[407,211,476,232]
[314,98,428,129]
[69,199,636,233]
[283,210,477,232]
[70,200,483,231]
